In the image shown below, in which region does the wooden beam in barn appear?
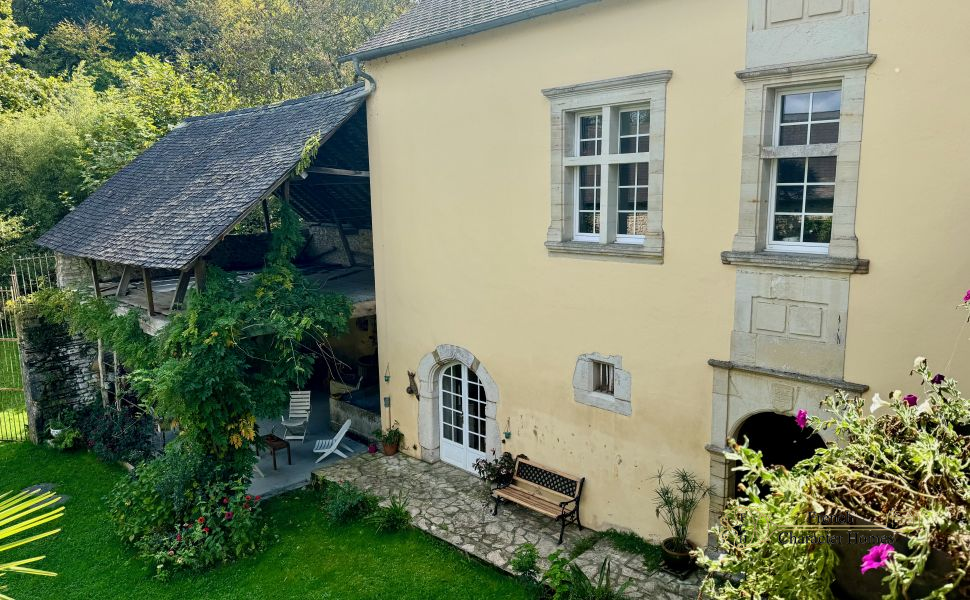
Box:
[142,268,156,316]
[89,259,101,298]
[329,207,357,268]
[193,260,207,294]
[305,167,370,178]
[170,269,191,311]
[261,198,272,233]
[116,265,133,297]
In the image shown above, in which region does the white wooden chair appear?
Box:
[313,419,354,463]
[281,391,311,444]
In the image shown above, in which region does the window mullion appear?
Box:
[600,106,617,244]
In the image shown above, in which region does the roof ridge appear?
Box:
[180,82,366,126]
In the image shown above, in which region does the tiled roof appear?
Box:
[37,84,367,271]
[344,0,599,61]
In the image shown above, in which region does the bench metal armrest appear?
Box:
[559,497,578,509]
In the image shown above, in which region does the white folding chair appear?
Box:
[314,419,354,463]
[281,391,311,444]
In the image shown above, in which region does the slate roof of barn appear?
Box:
[37,84,367,270]
[342,0,599,62]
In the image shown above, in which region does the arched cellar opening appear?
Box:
[730,411,825,499]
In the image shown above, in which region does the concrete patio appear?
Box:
[314,453,704,600]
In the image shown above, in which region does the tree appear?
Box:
[0,0,55,112]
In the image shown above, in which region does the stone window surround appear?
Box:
[543,70,672,263]
[729,54,876,268]
[415,344,500,464]
[572,353,632,416]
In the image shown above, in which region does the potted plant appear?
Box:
[373,421,403,456]
[48,413,68,438]
[473,451,516,488]
[653,468,711,572]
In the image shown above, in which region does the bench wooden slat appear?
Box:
[509,477,572,502]
[494,486,562,518]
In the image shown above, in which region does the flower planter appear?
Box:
[661,538,696,572]
[382,442,399,456]
[829,515,958,599]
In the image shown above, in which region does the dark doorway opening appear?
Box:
[731,411,825,499]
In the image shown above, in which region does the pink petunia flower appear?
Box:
[932,373,946,385]
[963,289,970,303]
[795,409,808,430]
[861,543,894,574]
[904,394,918,407]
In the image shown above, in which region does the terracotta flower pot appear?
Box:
[661,537,696,572]
[382,443,399,456]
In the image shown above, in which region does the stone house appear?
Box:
[342,0,970,545]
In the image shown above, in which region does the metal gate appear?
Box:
[0,254,57,441]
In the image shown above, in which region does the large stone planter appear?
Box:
[829,515,958,599]
[329,396,380,443]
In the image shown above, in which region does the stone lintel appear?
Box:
[735,53,877,81]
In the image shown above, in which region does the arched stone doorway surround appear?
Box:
[416,344,500,465]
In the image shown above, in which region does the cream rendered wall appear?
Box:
[846,2,970,393]
[366,0,744,542]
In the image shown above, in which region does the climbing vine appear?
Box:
[24,202,352,475]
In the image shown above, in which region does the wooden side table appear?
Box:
[262,434,291,470]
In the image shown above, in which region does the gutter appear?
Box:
[337,0,600,64]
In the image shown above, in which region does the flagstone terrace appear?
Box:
[314,453,704,600]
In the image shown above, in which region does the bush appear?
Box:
[50,426,83,451]
[364,494,411,532]
[108,442,263,578]
[510,542,540,581]
[76,401,155,464]
[143,479,264,579]
[321,481,379,524]
[541,552,631,600]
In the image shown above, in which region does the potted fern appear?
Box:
[653,468,712,572]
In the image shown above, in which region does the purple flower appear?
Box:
[931,373,946,385]
[963,289,970,303]
[861,543,894,574]
[904,394,918,407]
[795,409,808,430]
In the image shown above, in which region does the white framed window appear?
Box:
[566,104,651,245]
[766,87,841,253]
[544,71,671,262]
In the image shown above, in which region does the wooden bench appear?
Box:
[491,457,585,544]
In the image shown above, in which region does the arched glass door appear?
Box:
[439,362,487,472]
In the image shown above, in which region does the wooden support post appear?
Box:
[97,339,108,407]
[89,259,101,298]
[116,265,133,297]
[262,198,272,233]
[194,260,207,294]
[329,207,356,267]
[142,268,156,316]
[170,270,191,311]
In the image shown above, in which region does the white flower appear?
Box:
[889,390,902,402]
[915,399,933,416]
[869,393,889,414]
[914,356,927,370]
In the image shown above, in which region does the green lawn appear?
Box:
[0,443,531,600]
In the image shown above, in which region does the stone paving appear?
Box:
[314,453,704,599]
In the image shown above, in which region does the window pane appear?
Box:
[578,213,598,234]
[775,186,804,213]
[803,216,832,243]
[805,186,834,213]
[618,188,636,211]
[618,164,637,186]
[773,215,803,242]
[777,158,806,183]
[618,213,647,236]
[635,187,648,206]
[620,111,639,135]
[579,189,598,211]
[806,156,837,182]
[619,137,637,153]
[779,124,808,146]
[636,162,649,180]
[579,165,599,187]
[781,93,811,123]
[811,90,841,120]
[637,135,650,152]
[579,114,602,156]
[810,122,840,144]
